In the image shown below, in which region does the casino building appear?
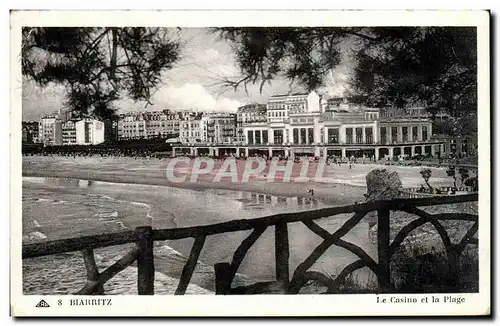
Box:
[172,91,445,160]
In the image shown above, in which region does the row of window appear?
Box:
[380,109,429,118]
[182,124,200,129]
[247,130,269,145]
[118,135,173,140]
[268,104,286,110]
[211,119,235,125]
[182,132,201,137]
[240,112,263,117]
[244,125,430,145]
[120,116,187,122]
[379,126,429,143]
[238,118,267,123]
[290,118,314,123]
[119,123,180,127]
[268,111,286,117]
[292,128,315,145]
[119,131,146,135]
[247,128,316,145]
[120,126,176,130]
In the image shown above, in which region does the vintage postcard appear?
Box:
[10,10,490,317]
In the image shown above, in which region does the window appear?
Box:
[308,128,314,144]
[346,128,353,144]
[412,126,418,141]
[274,130,284,144]
[300,128,307,144]
[255,130,261,144]
[391,126,398,143]
[293,129,299,144]
[355,128,363,143]
[328,128,339,144]
[422,126,428,141]
[380,127,387,144]
[262,130,268,144]
[365,127,373,144]
[247,130,254,144]
[402,126,408,142]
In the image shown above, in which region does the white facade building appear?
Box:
[179,113,204,143]
[117,110,198,140]
[240,92,441,160]
[75,118,105,145]
[245,90,323,147]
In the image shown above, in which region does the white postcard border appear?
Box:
[10,10,491,317]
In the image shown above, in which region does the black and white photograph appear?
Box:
[10,10,490,317]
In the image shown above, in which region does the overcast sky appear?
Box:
[22,28,354,121]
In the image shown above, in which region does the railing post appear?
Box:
[377,208,391,292]
[136,226,154,295]
[81,248,104,294]
[275,221,290,288]
[214,262,232,295]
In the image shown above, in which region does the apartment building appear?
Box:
[178,112,205,143]
[236,104,266,144]
[38,113,62,146]
[205,112,237,144]
[61,120,78,145]
[117,109,188,140]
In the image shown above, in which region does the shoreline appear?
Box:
[22,170,367,201]
[22,156,370,206]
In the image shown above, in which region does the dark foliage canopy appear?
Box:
[22,27,181,119]
[214,27,477,116]
[353,27,476,114]
[432,115,477,136]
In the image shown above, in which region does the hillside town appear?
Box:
[23,90,477,161]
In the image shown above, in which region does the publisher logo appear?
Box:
[35,300,50,308]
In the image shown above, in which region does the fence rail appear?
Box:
[22,193,479,295]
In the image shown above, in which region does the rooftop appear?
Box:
[237,103,267,113]
[270,92,310,98]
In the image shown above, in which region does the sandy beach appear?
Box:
[22,155,454,204]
